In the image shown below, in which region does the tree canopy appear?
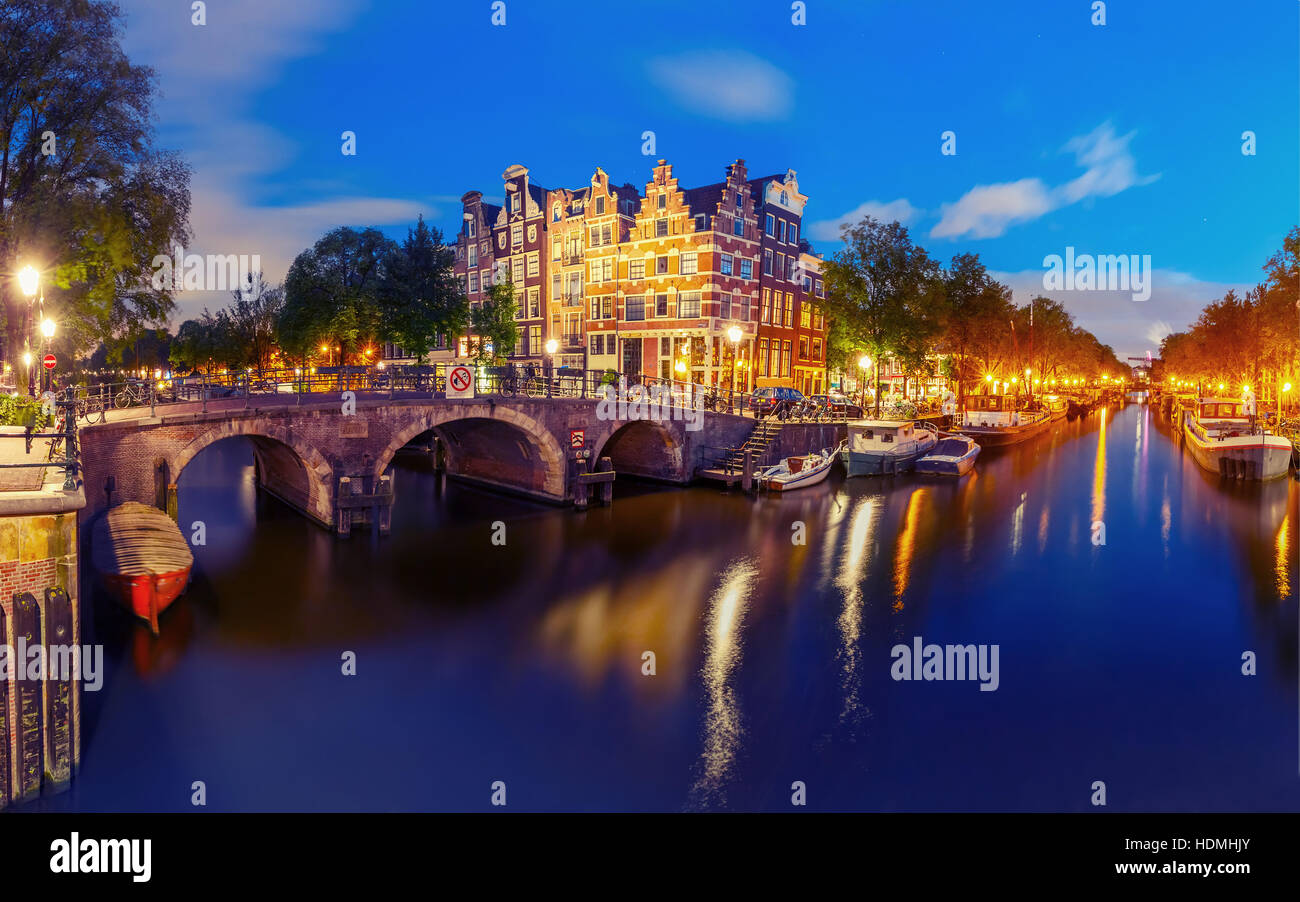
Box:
[1,0,191,364]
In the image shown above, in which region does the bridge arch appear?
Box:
[170,422,335,527]
[373,404,567,500]
[594,419,684,482]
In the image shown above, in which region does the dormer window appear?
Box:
[552,203,561,222]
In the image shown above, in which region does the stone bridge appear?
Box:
[76,396,758,534]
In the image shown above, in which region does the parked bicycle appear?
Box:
[76,392,108,425]
[113,379,151,408]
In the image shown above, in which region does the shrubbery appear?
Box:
[0,394,52,428]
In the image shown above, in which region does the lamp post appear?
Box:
[545,338,558,397]
[858,355,872,410]
[18,265,41,397]
[727,326,742,401]
[40,317,55,393]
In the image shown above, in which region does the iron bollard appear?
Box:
[150,382,156,417]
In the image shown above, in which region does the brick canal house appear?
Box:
[451,189,501,361]
[747,169,827,396]
[452,158,827,394]
[615,158,759,390]
[548,168,640,374]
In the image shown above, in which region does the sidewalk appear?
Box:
[0,426,49,491]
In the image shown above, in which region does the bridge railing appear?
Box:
[0,390,82,491]
[64,364,769,418]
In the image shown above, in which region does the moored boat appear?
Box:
[1041,394,1069,421]
[1180,397,1291,481]
[915,435,981,476]
[757,445,839,491]
[840,420,937,476]
[955,395,1052,446]
[92,502,194,634]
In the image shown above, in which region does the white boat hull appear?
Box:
[1183,420,1291,480]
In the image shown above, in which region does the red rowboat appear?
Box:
[92,502,194,635]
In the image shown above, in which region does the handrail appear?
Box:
[0,390,82,490]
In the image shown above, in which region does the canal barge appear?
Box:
[955,395,1052,446]
[840,420,937,476]
[92,501,194,634]
[1180,397,1291,481]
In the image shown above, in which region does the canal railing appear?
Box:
[59,365,773,417]
[0,392,82,492]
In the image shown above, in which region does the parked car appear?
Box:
[810,393,863,418]
[749,386,806,418]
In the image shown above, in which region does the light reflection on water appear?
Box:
[43,401,1300,812]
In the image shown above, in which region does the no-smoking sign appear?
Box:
[446,364,474,399]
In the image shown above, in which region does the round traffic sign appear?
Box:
[42,354,56,369]
[448,365,472,392]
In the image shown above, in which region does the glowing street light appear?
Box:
[17,265,39,298]
[40,318,55,339]
[544,339,558,355]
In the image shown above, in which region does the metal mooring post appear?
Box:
[150,382,156,417]
[201,371,208,413]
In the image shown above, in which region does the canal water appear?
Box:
[38,399,1300,811]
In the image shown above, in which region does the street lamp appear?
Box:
[39,318,55,392]
[17,265,42,396]
[544,338,558,397]
[727,326,742,396]
[859,355,873,409]
[18,265,39,298]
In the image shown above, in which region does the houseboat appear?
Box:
[1180,397,1291,481]
[955,395,1052,446]
[840,420,937,476]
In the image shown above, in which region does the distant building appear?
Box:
[448,158,827,394]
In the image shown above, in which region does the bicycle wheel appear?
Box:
[114,390,133,408]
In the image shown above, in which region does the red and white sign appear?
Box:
[569,429,585,449]
[42,354,56,370]
[446,364,474,399]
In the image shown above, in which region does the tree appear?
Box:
[1,0,191,367]
[467,280,519,365]
[378,215,467,363]
[227,272,283,376]
[936,253,1013,402]
[821,216,942,416]
[279,227,396,363]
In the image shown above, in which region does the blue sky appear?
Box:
[119,0,1298,359]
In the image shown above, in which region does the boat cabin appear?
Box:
[847,420,922,452]
[1195,398,1249,424]
[961,394,1026,428]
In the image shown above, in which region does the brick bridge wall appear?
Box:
[77,398,757,530]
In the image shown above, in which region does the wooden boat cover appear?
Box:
[92,502,194,576]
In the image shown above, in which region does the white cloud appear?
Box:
[807,198,921,241]
[117,0,435,324]
[648,50,793,121]
[989,267,1246,359]
[930,179,1053,240]
[931,122,1159,241]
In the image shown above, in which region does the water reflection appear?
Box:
[687,558,758,809]
[55,400,1300,812]
[836,496,880,729]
